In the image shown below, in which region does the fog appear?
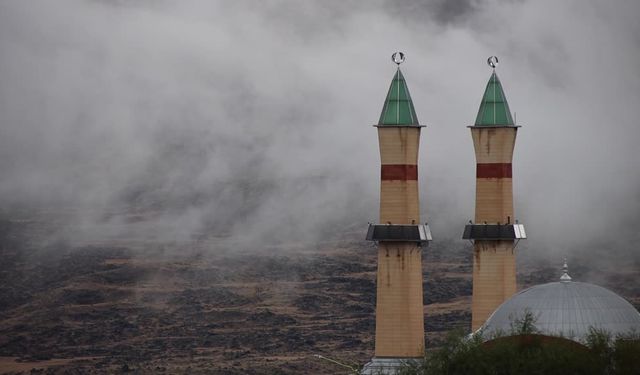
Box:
[1,0,639,259]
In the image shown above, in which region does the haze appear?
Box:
[1,0,639,262]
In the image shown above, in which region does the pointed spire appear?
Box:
[560,258,572,282]
[378,68,419,126]
[474,71,515,126]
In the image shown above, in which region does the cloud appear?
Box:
[0,0,638,256]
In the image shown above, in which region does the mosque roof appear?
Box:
[480,266,640,343]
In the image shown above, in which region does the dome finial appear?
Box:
[560,258,572,282]
[391,52,405,66]
[487,56,499,70]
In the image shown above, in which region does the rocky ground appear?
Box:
[0,216,638,374]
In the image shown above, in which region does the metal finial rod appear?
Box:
[392,52,406,65]
[487,55,499,69]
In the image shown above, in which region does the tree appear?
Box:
[398,316,640,375]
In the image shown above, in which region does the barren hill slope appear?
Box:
[0,217,638,374]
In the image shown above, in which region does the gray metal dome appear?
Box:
[480,280,640,343]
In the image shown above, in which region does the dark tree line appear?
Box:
[399,313,640,375]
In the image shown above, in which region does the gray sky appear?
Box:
[0,0,639,258]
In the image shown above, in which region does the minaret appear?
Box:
[364,53,431,373]
[462,57,526,331]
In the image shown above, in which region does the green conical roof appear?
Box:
[378,68,419,126]
[474,71,514,126]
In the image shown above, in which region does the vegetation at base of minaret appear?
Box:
[398,316,640,375]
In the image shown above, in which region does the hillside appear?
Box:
[0,216,638,374]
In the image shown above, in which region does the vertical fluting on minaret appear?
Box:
[464,57,524,331]
[365,54,430,361]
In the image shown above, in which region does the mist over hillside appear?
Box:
[1,0,639,258]
[1,2,640,373]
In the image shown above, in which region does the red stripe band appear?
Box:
[381,164,418,181]
[477,163,512,178]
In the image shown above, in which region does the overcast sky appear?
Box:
[0,0,639,257]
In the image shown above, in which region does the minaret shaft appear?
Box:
[364,65,429,372]
[375,243,424,357]
[471,241,517,330]
[470,127,518,330]
[471,128,516,223]
[375,126,424,357]
[378,127,421,224]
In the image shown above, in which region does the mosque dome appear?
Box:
[480,264,640,343]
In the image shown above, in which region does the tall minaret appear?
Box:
[364,53,431,373]
[463,57,526,331]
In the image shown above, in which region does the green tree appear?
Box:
[398,319,640,375]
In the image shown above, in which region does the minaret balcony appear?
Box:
[462,223,526,240]
[366,223,432,244]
